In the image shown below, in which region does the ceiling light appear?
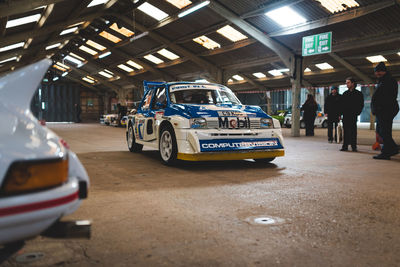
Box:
[315,0,359,13]
[193,36,221,50]
[53,77,59,81]
[65,55,83,66]
[178,1,210,18]
[398,52,400,56]
[126,60,143,70]
[228,79,233,83]
[6,14,41,28]
[86,40,106,51]
[87,0,109,7]
[157,48,180,60]
[366,55,387,63]
[266,6,306,27]
[104,69,113,75]
[99,31,122,43]
[60,26,79,35]
[79,45,98,55]
[62,72,69,77]
[144,54,164,64]
[138,2,169,21]
[304,67,312,72]
[56,62,70,69]
[315,62,334,70]
[253,72,266,78]
[166,0,192,9]
[98,51,112,58]
[109,23,134,37]
[82,77,95,83]
[232,75,244,81]
[45,43,61,50]
[217,25,248,42]
[70,52,86,61]
[53,64,67,72]
[118,64,134,72]
[0,56,18,64]
[0,42,25,52]
[268,69,284,76]
[98,70,113,79]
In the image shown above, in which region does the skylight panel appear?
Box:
[157,49,180,60]
[98,70,113,79]
[45,43,61,50]
[109,23,134,37]
[398,52,400,56]
[53,64,67,72]
[227,79,233,83]
[0,42,25,52]
[87,0,109,7]
[366,55,387,63]
[178,1,210,17]
[69,53,86,61]
[315,62,334,70]
[304,67,312,72]
[138,2,169,21]
[82,76,96,84]
[166,0,192,9]
[65,55,84,66]
[217,25,248,42]
[99,31,122,43]
[266,6,306,27]
[193,36,221,50]
[79,45,98,55]
[56,62,70,69]
[60,26,79,36]
[268,69,284,76]
[126,60,144,70]
[98,51,111,58]
[86,40,106,51]
[118,64,134,72]
[6,14,41,28]
[0,56,18,64]
[144,54,164,64]
[315,0,359,13]
[253,72,266,78]
[232,75,244,81]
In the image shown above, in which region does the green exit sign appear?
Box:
[302,32,332,56]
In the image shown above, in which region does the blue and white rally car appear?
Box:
[126,81,285,165]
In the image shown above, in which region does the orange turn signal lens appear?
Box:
[2,158,68,195]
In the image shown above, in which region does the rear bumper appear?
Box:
[0,177,86,245]
[177,149,284,161]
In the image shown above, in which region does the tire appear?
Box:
[254,158,275,163]
[322,120,328,128]
[300,121,306,128]
[159,125,178,165]
[127,124,143,152]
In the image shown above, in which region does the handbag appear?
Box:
[336,122,343,144]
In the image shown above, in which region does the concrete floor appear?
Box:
[1,124,400,266]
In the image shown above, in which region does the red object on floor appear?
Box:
[372,142,381,151]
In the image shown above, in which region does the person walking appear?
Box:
[371,62,399,160]
[324,86,341,143]
[340,77,364,152]
[301,94,318,136]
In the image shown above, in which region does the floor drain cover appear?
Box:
[246,216,285,226]
[16,252,44,263]
[254,217,276,225]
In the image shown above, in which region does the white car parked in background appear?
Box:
[0,59,89,245]
[284,112,328,128]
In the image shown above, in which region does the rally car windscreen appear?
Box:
[169,84,241,105]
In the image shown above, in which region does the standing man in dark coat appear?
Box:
[324,86,341,143]
[301,94,318,136]
[371,62,399,160]
[340,77,364,152]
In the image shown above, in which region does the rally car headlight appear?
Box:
[260,118,274,128]
[190,118,207,129]
[1,158,69,195]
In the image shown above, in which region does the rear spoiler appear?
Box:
[143,80,165,93]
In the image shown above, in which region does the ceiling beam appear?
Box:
[69,65,118,93]
[0,17,7,37]
[0,0,67,18]
[220,55,281,70]
[200,38,257,57]
[269,0,396,37]
[329,52,373,84]
[63,74,104,93]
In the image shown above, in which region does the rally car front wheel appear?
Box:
[159,126,178,165]
[127,124,143,152]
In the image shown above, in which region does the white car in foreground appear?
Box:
[127,81,284,165]
[0,59,89,245]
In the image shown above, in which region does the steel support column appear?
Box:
[291,55,302,137]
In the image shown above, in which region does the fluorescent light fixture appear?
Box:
[79,45,98,55]
[315,62,334,70]
[52,64,67,72]
[70,52,85,61]
[195,79,209,83]
[60,26,79,35]
[86,40,106,51]
[178,1,210,18]
[0,56,18,64]
[45,43,61,50]
[82,77,95,83]
[167,0,192,9]
[118,64,134,72]
[253,72,266,78]
[138,2,169,21]
[62,72,69,77]
[109,23,134,37]
[53,77,59,81]
[56,62,70,69]
[126,60,143,70]
[98,51,111,58]
[0,42,25,52]
[268,70,283,76]
[144,54,164,64]
[98,70,113,79]
[315,0,359,13]
[266,6,306,27]
[232,75,244,81]
[157,48,180,60]
[87,0,109,7]
[6,14,41,28]
[217,25,248,42]
[304,67,312,72]
[366,55,387,63]
[99,31,122,43]
[193,36,221,50]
